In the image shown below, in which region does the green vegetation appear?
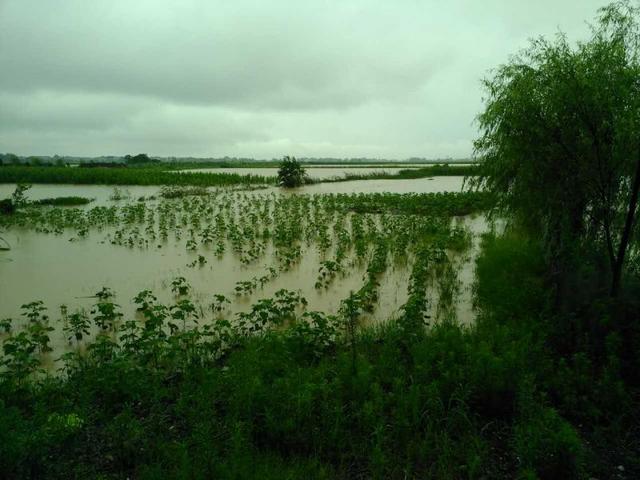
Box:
[1,185,93,210]
[0,184,30,215]
[0,153,474,168]
[471,0,640,298]
[0,199,13,215]
[328,164,478,182]
[124,153,160,165]
[1,2,639,478]
[31,197,94,207]
[341,191,494,216]
[0,189,497,478]
[0,163,473,189]
[1,180,635,477]
[170,161,476,171]
[3,228,632,478]
[277,156,309,187]
[0,166,275,187]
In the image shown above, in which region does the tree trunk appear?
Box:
[611,152,640,297]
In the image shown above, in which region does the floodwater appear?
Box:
[0,184,163,206]
[0,230,411,356]
[0,177,484,362]
[0,176,466,202]
[182,166,427,180]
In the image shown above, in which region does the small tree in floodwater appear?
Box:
[472,0,640,299]
[0,184,31,215]
[277,156,307,188]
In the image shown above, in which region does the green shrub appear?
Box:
[277,156,308,188]
[514,406,584,479]
[0,199,13,215]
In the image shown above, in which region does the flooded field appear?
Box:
[0,179,488,362]
[179,166,420,180]
[0,176,466,204]
[285,176,466,194]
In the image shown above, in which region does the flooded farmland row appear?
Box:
[0,178,489,363]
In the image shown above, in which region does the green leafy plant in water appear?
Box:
[210,294,231,315]
[169,299,199,333]
[21,301,53,354]
[0,318,12,334]
[170,276,191,296]
[63,310,91,345]
[133,290,157,312]
[11,183,31,209]
[315,260,343,289]
[234,280,257,296]
[109,187,130,201]
[1,331,41,383]
[91,288,123,332]
[237,289,307,334]
[187,254,207,268]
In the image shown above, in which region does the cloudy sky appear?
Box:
[0,0,610,159]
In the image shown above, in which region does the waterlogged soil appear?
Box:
[0,180,487,363]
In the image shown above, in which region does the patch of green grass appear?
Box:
[31,196,94,206]
[0,165,274,187]
[324,164,478,182]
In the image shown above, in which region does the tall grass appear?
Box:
[323,164,478,182]
[0,166,275,187]
[0,164,475,188]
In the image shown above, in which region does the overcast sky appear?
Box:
[0,0,611,159]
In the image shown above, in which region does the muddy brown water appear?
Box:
[0,177,487,363]
[0,176,466,204]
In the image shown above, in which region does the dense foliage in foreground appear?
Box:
[1,232,638,479]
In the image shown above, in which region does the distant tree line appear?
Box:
[0,153,163,167]
[124,153,160,165]
[0,153,475,167]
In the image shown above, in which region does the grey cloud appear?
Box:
[0,0,611,158]
[0,0,449,110]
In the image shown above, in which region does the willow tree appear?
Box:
[473,1,640,298]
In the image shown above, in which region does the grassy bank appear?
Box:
[0,166,275,187]
[1,231,635,478]
[323,164,478,182]
[0,164,474,188]
[31,196,94,206]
